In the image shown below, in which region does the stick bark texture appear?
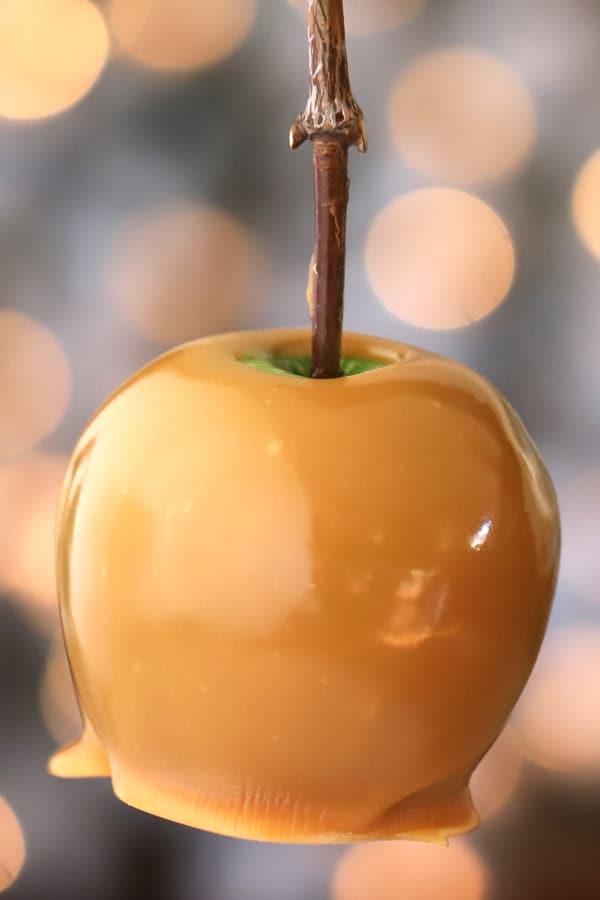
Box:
[290,0,366,378]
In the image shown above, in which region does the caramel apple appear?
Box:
[50,329,559,843]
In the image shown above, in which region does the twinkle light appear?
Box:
[365,188,515,329]
[0,311,71,459]
[572,149,600,261]
[0,453,68,613]
[108,204,268,345]
[108,0,257,72]
[332,839,488,900]
[388,49,536,184]
[0,797,25,893]
[0,0,109,121]
[513,627,600,777]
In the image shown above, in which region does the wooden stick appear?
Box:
[290,0,367,378]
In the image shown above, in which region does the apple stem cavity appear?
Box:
[239,354,387,378]
[290,0,367,379]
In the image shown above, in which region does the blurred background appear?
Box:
[0,0,599,897]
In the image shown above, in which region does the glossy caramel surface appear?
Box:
[51,330,560,842]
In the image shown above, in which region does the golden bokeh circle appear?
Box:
[0,797,25,893]
[108,0,257,72]
[365,188,515,329]
[513,627,600,777]
[108,204,268,344]
[388,49,536,183]
[0,453,68,611]
[0,0,109,121]
[0,310,71,458]
[332,839,488,900]
[572,150,600,261]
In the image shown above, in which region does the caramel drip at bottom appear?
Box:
[111,768,477,844]
[48,720,110,779]
[50,724,476,844]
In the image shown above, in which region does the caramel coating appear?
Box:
[51,330,560,843]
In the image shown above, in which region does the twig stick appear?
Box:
[290,0,366,378]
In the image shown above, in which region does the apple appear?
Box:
[50,329,559,843]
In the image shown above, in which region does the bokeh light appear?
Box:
[470,726,524,822]
[0,310,71,458]
[559,470,600,606]
[0,797,25,893]
[0,0,109,121]
[572,149,600,261]
[39,637,81,746]
[108,0,257,72]
[332,839,488,900]
[289,0,429,36]
[388,48,536,183]
[0,453,67,614]
[365,188,515,329]
[513,627,600,777]
[108,204,268,344]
